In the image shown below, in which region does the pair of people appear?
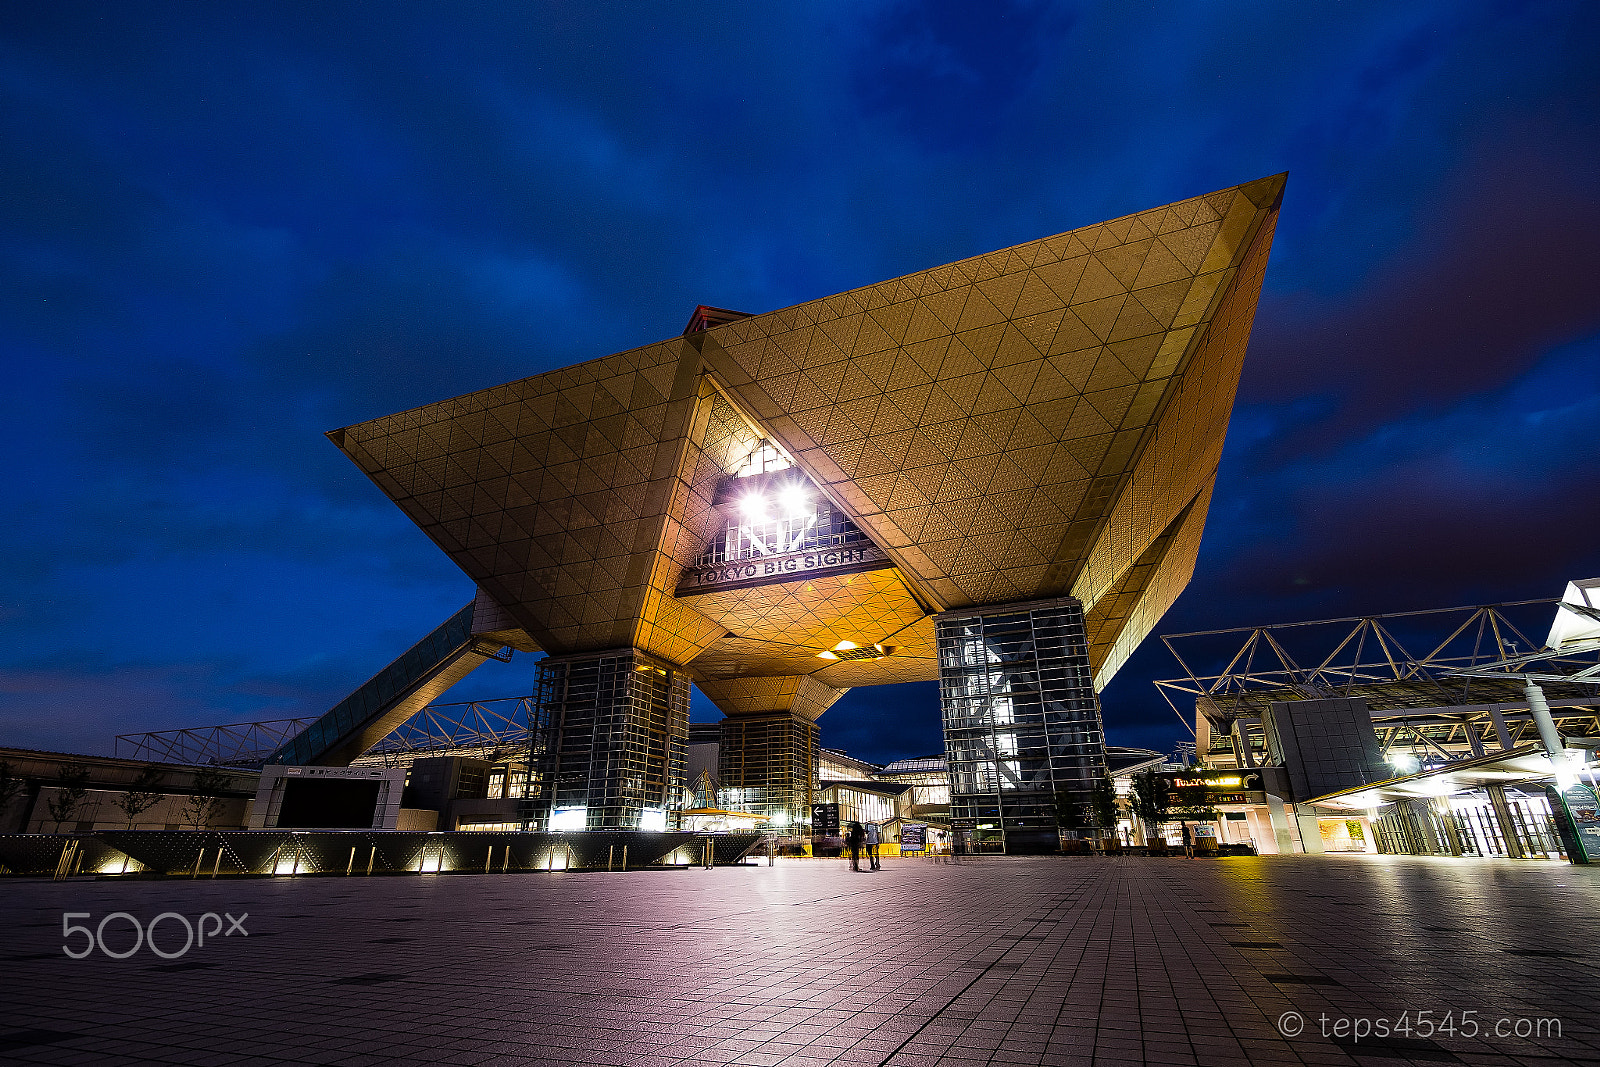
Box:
[846,820,881,871]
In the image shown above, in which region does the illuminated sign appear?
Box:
[677,544,892,595]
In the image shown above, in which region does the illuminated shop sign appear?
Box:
[677,544,892,594]
[1172,775,1257,790]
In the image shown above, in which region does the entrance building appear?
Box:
[267,176,1287,846]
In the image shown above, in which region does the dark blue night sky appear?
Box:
[3,2,1598,764]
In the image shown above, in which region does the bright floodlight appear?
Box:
[777,484,810,517]
[740,493,768,521]
[1387,753,1419,774]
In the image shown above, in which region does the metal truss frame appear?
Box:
[114,718,316,766]
[115,696,546,768]
[1154,599,1600,765]
[1156,600,1600,722]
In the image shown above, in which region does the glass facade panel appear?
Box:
[935,598,1107,852]
[717,712,818,831]
[695,477,871,566]
[528,650,689,831]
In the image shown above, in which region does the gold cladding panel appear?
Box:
[685,567,927,652]
[634,382,765,663]
[688,636,830,681]
[698,175,1283,614]
[696,674,847,722]
[1070,187,1279,618]
[1088,480,1213,692]
[335,337,741,662]
[334,178,1280,689]
[689,614,939,697]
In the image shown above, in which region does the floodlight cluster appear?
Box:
[738,481,812,524]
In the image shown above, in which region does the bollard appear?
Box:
[211,850,222,878]
[621,844,628,870]
[347,847,356,876]
[366,845,376,876]
[607,845,614,871]
[193,850,204,879]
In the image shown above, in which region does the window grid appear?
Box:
[717,713,818,830]
[530,652,688,831]
[695,493,870,567]
[935,599,1108,851]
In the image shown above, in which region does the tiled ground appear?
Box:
[2,854,1597,1066]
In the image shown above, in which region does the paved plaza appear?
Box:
[2,855,1597,1066]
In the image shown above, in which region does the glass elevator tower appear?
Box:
[936,597,1108,853]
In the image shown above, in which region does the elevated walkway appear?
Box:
[268,601,510,766]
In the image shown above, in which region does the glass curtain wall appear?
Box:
[936,598,1108,853]
[695,474,872,566]
[718,712,818,831]
[530,651,688,831]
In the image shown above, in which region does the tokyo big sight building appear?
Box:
[273,175,1285,852]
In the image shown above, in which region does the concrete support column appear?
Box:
[1525,684,1565,757]
[1294,811,1325,854]
[1486,783,1526,859]
[1245,807,1278,853]
[1264,792,1297,854]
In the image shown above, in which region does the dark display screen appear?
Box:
[277,778,380,829]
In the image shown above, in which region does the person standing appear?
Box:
[846,821,865,871]
[865,820,881,871]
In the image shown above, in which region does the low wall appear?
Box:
[0,830,762,877]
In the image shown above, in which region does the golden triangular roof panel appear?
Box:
[330,176,1283,699]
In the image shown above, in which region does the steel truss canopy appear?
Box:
[320,176,1284,734]
[1307,743,1562,810]
[116,697,543,768]
[1156,600,1600,726]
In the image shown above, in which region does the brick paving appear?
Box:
[2,854,1598,1065]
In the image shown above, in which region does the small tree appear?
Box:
[1087,774,1118,837]
[0,760,24,829]
[46,764,91,832]
[1171,781,1220,841]
[116,765,167,829]
[1131,770,1171,841]
[182,765,230,830]
[1054,788,1086,836]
